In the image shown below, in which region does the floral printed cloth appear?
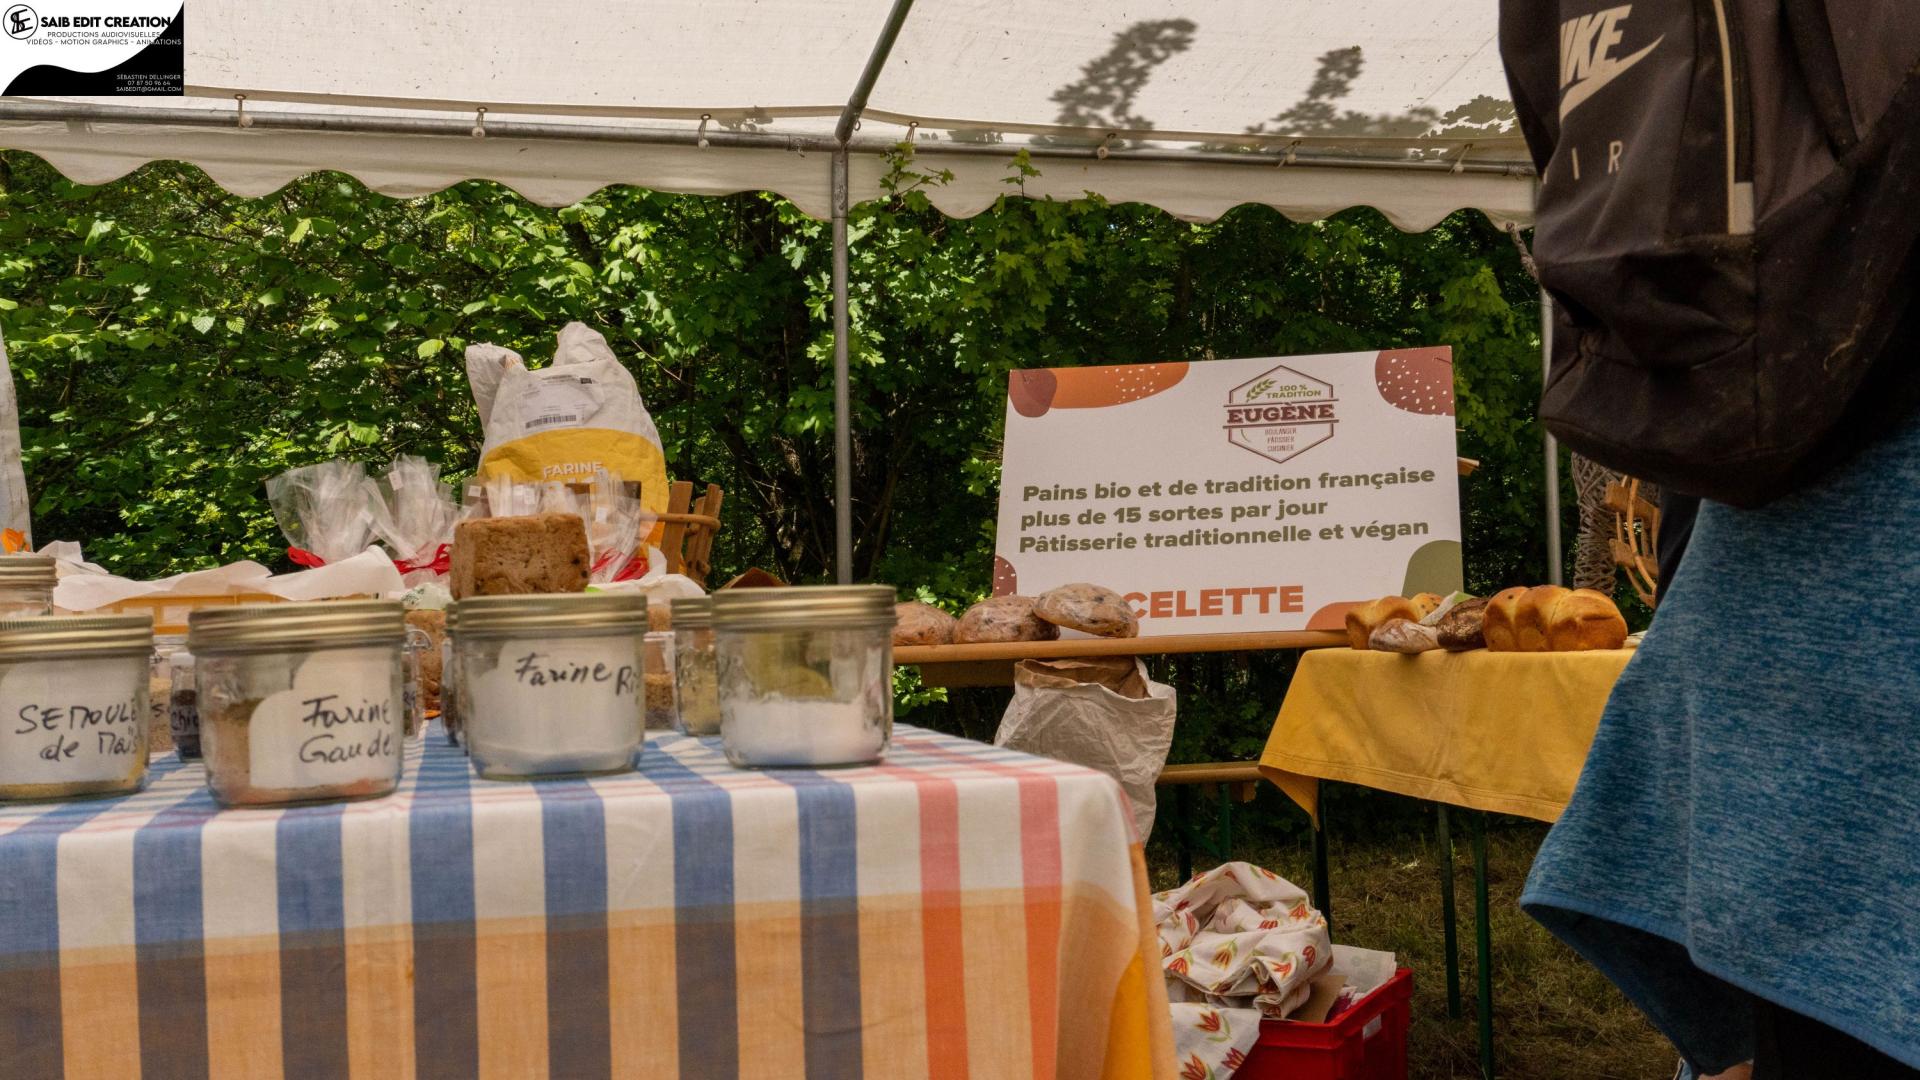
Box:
[1154,862,1334,1078]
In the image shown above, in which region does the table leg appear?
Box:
[1311,797,1331,926]
[1471,811,1495,1080]
[1215,786,1233,862]
[1175,784,1195,882]
[1439,804,1462,1019]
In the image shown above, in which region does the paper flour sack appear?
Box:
[466,323,670,534]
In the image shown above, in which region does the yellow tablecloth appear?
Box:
[1260,648,1635,823]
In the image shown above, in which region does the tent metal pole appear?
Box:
[1542,289,1563,586]
[825,0,916,584]
[831,148,853,585]
[836,0,919,144]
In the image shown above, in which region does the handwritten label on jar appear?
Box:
[0,658,144,786]
[470,637,639,759]
[247,648,399,792]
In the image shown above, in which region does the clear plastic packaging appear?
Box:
[714,586,896,768]
[671,597,719,736]
[189,601,407,807]
[0,615,154,800]
[478,467,653,583]
[454,593,647,778]
[367,456,458,586]
[265,460,377,565]
[168,646,200,759]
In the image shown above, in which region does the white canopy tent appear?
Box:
[0,0,1558,582]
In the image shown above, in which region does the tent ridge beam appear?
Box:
[0,100,1532,177]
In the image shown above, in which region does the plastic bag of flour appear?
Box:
[465,323,670,538]
[0,328,31,551]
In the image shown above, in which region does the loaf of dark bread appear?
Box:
[1436,597,1488,651]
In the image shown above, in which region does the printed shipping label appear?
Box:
[516,372,601,435]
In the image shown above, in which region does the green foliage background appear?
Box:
[0,148,1565,798]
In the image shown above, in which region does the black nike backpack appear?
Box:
[1500,1,1920,505]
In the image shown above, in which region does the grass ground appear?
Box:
[1144,798,1677,1080]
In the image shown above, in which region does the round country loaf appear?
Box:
[954,596,1059,644]
[1034,583,1138,638]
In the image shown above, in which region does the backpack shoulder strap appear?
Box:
[1781,0,1860,154]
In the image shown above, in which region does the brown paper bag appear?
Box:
[996,657,1175,838]
[1013,656,1149,699]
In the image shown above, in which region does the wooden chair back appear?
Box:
[658,481,724,587]
[1604,478,1661,607]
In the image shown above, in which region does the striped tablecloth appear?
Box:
[0,724,1175,1080]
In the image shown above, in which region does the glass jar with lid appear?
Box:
[0,553,57,616]
[188,600,408,808]
[644,630,677,730]
[148,632,186,755]
[168,646,200,759]
[671,596,720,736]
[441,605,462,747]
[713,585,897,768]
[402,624,432,738]
[453,593,648,779]
[0,614,155,801]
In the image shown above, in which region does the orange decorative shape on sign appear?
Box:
[1374,348,1455,416]
[1050,363,1190,410]
[1306,600,1367,631]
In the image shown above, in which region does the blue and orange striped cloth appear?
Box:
[0,723,1175,1080]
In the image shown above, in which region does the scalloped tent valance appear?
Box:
[0,0,1533,229]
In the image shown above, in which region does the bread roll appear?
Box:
[1436,597,1488,651]
[1483,587,1528,651]
[1546,589,1629,651]
[1514,585,1570,652]
[1345,596,1421,650]
[1034,583,1139,638]
[893,602,958,646]
[1409,592,1445,620]
[1371,618,1440,654]
[954,596,1060,644]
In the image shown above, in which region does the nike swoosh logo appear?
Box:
[1560,36,1664,119]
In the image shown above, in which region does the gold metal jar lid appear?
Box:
[452,592,648,636]
[670,596,712,629]
[710,585,897,631]
[0,553,57,588]
[0,614,153,659]
[188,600,406,654]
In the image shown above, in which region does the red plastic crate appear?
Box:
[1235,968,1412,1080]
